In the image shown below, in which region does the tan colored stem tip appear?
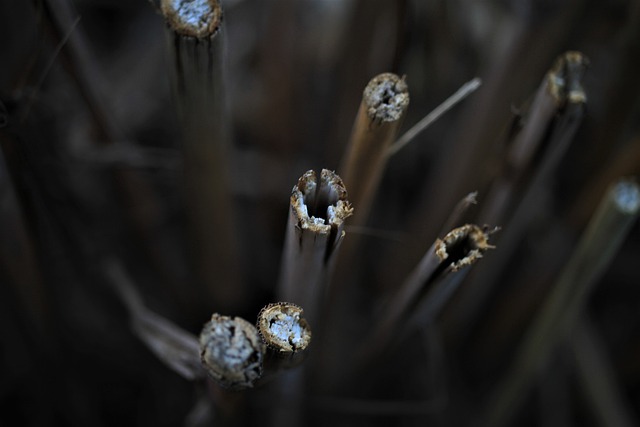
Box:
[435,224,496,272]
[257,303,312,353]
[547,51,589,105]
[363,73,410,122]
[199,314,265,389]
[161,0,222,38]
[291,169,353,235]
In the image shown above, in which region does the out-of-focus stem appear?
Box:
[485,179,640,427]
[199,313,265,390]
[387,77,481,157]
[572,320,638,427]
[161,0,242,312]
[450,52,589,343]
[479,51,589,224]
[340,73,409,226]
[105,259,205,381]
[277,169,353,327]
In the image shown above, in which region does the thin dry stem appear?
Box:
[105,260,205,381]
[450,52,589,344]
[485,179,640,427]
[340,73,409,226]
[365,224,495,361]
[387,77,481,156]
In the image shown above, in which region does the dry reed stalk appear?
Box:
[387,77,481,157]
[572,320,638,427]
[257,302,311,355]
[105,260,205,381]
[363,223,495,362]
[160,0,242,312]
[199,313,265,390]
[479,51,588,223]
[277,169,353,327]
[448,51,589,341]
[339,72,409,226]
[401,4,582,283]
[485,179,640,427]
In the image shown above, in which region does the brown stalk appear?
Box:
[448,51,589,342]
[478,51,589,224]
[364,223,495,362]
[161,0,242,312]
[104,259,205,381]
[484,179,640,427]
[339,72,409,226]
[199,313,266,390]
[277,169,353,327]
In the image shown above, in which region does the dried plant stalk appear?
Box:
[161,0,242,311]
[199,314,265,390]
[105,260,205,381]
[340,73,409,225]
[387,77,481,156]
[257,302,311,354]
[449,51,589,341]
[479,51,589,223]
[366,224,495,360]
[277,169,353,326]
[485,179,640,427]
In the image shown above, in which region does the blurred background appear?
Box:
[1,0,639,426]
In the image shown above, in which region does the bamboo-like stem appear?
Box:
[484,179,640,427]
[478,51,589,224]
[572,320,638,427]
[104,259,205,381]
[199,313,265,390]
[387,77,481,157]
[340,73,409,226]
[161,0,242,312]
[256,302,312,387]
[277,169,353,327]
[364,224,495,361]
[449,52,589,341]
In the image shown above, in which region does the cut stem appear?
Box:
[161,0,242,311]
[485,179,640,427]
[257,302,312,354]
[277,169,353,327]
[365,224,495,361]
[199,313,265,390]
[340,73,409,225]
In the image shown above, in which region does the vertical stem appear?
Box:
[161,0,241,312]
[484,179,640,427]
[340,72,409,226]
[277,169,352,327]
